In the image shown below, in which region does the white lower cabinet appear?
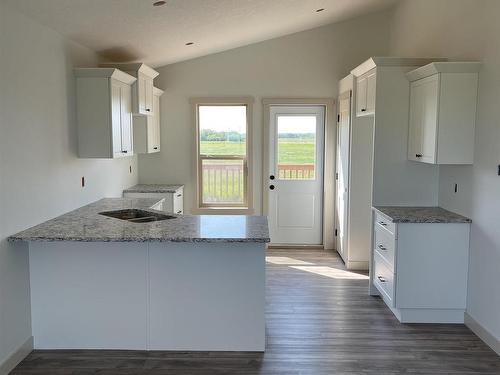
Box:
[371,210,470,323]
[124,187,184,214]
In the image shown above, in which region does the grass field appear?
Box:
[200,139,315,164]
[200,138,315,203]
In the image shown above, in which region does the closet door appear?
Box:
[335,91,351,258]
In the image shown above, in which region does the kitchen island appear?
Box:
[9,198,269,351]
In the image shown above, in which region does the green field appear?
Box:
[200,138,315,164]
[200,138,315,203]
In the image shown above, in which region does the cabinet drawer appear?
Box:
[374,225,395,270]
[373,252,395,306]
[374,211,396,236]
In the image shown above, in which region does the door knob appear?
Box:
[270,175,275,180]
[269,185,275,190]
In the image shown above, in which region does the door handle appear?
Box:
[415,154,423,158]
[269,185,275,190]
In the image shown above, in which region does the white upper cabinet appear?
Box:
[75,68,136,158]
[133,87,164,154]
[406,62,481,164]
[101,63,159,116]
[355,69,376,116]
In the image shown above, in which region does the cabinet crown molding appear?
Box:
[406,61,482,81]
[74,68,137,84]
[351,57,447,77]
[100,63,159,79]
[153,87,165,96]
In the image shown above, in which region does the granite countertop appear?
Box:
[123,184,184,193]
[373,206,472,224]
[8,198,270,243]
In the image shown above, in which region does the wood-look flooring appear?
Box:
[12,249,500,374]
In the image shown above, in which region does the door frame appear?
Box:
[262,98,336,249]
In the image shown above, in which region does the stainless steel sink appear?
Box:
[99,209,176,223]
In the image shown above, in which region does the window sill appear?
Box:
[193,207,255,215]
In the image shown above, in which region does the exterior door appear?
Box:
[268,105,325,245]
[335,92,351,257]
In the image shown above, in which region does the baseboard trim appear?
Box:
[464,312,500,356]
[0,336,33,375]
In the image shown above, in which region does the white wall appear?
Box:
[390,0,500,342]
[139,10,392,214]
[0,3,138,369]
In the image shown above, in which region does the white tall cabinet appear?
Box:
[334,75,374,270]
[335,58,440,270]
[133,87,164,154]
[75,68,136,158]
[406,62,481,164]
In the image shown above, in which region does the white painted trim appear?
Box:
[406,61,482,81]
[190,97,255,213]
[465,312,500,356]
[261,98,335,248]
[74,68,137,84]
[350,57,446,77]
[0,336,33,375]
[100,63,160,79]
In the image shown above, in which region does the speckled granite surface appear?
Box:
[373,206,472,223]
[123,184,184,193]
[9,198,270,243]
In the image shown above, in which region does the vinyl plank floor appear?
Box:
[11,248,500,374]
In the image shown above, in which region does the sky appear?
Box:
[199,105,316,134]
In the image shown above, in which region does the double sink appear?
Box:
[99,209,176,223]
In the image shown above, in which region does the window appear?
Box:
[194,99,253,210]
[276,115,317,180]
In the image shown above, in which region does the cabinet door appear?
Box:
[137,73,147,114]
[144,77,154,115]
[365,71,376,114]
[356,76,367,116]
[120,83,133,155]
[111,81,123,157]
[151,93,161,152]
[408,76,439,163]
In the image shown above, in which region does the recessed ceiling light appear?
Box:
[316,8,325,12]
[153,1,166,6]
[185,42,194,46]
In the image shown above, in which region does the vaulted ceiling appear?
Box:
[4,0,398,67]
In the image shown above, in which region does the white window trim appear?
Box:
[190,97,254,214]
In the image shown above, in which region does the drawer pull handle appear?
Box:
[176,194,182,197]
[378,244,387,251]
[379,221,387,226]
[177,210,182,214]
[377,276,387,283]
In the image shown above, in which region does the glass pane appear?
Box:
[277,116,316,180]
[202,159,245,205]
[199,105,247,156]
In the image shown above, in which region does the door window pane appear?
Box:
[276,116,316,180]
[201,159,245,204]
